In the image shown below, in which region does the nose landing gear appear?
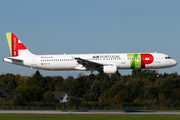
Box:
[156,69,159,77]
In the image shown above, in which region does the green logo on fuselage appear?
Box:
[127,54,141,69]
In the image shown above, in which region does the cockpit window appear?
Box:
[165,57,172,59]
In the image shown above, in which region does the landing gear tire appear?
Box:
[89,74,94,79]
[157,73,159,77]
[156,69,159,77]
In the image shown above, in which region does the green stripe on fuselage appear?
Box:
[127,54,141,69]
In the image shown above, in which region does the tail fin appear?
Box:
[6,33,34,57]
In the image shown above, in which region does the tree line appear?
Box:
[0,70,179,107]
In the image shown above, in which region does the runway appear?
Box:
[0,110,180,114]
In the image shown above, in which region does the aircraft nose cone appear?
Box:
[172,59,177,66]
[175,60,178,65]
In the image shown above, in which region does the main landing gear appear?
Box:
[89,70,95,79]
[89,74,94,79]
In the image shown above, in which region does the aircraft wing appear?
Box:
[73,57,104,71]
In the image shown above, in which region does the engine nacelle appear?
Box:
[103,65,117,74]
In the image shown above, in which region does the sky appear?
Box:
[0,0,179,78]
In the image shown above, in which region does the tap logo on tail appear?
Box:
[6,33,27,57]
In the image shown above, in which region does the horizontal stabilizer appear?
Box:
[6,57,23,61]
[3,57,23,65]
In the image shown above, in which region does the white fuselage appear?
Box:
[4,53,177,72]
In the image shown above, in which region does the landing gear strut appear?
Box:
[156,69,159,77]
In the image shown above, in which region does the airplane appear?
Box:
[3,33,177,79]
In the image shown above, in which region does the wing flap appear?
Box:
[74,57,103,66]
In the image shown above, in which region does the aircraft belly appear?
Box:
[57,62,76,70]
[119,61,130,69]
[142,62,169,69]
[40,62,76,70]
